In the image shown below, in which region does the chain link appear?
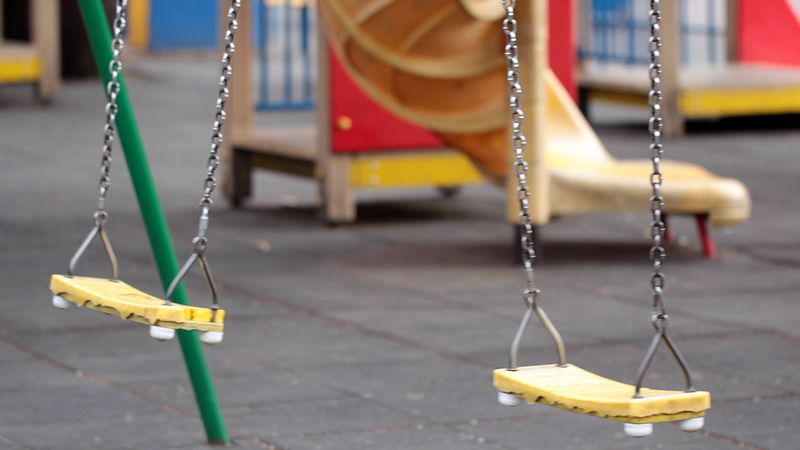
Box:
[501,0,537,297]
[191,0,242,252]
[501,0,566,369]
[647,0,669,327]
[95,0,128,215]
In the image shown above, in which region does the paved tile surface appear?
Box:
[1,55,798,449]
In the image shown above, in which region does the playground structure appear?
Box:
[225,0,750,257]
[224,1,486,224]
[579,0,800,137]
[43,0,759,445]
[0,0,60,102]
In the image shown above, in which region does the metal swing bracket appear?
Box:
[165,207,220,317]
[632,306,695,397]
[68,211,119,279]
[508,288,567,370]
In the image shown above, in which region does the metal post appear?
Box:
[76,0,229,444]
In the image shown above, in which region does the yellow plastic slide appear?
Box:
[319,0,750,227]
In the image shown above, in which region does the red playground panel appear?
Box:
[329,0,577,154]
[738,0,800,66]
[329,50,444,153]
[549,0,576,99]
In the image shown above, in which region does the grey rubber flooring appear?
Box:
[0,55,798,449]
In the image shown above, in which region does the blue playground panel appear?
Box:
[147,0,312,110]
[149,0,218,50]
[580,0,726,66]
[256,1,316,110]
[148,0,263,50]
[146,1,721,108]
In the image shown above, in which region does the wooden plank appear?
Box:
[229,149,252,206]
[683,64,800,89]
[318,18,355,223]
[231,127,317,160]
[726,0,739,62]
[31,0,60,102]
[582,64,800,92]
[221,0,254,196]
[581,63,800,119]
[660,0,684,137]
[324,155,356,223]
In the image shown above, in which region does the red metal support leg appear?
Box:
[694,214,717,258]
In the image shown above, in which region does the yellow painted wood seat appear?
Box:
[49,275,224,332]
[494,364,710,424]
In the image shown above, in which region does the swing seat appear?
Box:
[49,275,225,333]
[494,364,710,424]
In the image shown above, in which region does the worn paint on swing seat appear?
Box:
[50,275,225,332]
[494,364,710,423]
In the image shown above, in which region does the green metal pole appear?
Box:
[77,0,229,445]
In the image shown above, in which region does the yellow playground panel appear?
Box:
[581,64,800,131]
[0,44,41,83]
[0,0,60,102]
[578,0,800,137]
[348,151,483,189]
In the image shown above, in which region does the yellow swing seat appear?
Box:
[494,364,710,424]
[50,274,225,333]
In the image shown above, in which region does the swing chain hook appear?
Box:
[508,287,567,371]
[501,0,567,370]
[633,0,695,397]
[67,210,119,280]
[166,0,242,312]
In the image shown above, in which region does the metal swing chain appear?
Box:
[633,0,694,396]
[502,0,566,371]
[68,0,128,279]
[165,0,243,309]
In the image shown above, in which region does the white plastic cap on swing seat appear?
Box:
[679,417,705,432]
[149,325,176,341]
[624,422,653,438]
[496,391,523,406]
[199,331,223,345]
[52,295,72,310]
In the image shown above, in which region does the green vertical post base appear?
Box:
[76,0,229,444]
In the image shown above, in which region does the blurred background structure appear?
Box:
[0,0,799,449]
[579,0,800,136]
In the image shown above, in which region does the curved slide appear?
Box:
[319,0,750,227]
